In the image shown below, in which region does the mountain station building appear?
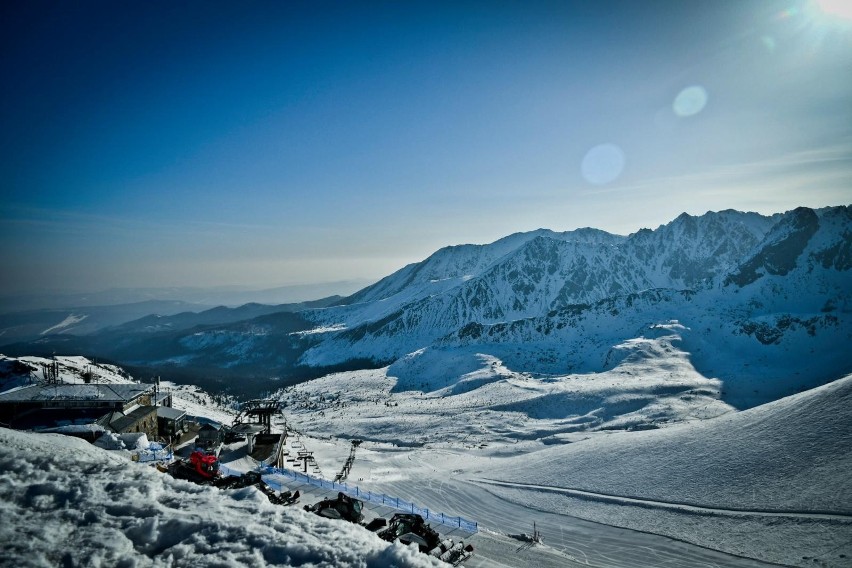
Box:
[0,382,167,438]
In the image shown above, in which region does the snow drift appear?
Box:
[0,427,442,568]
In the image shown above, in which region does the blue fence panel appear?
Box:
[219,463,242,478]
[262,476,285,492]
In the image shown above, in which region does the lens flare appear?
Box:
[581,144,625,185]
[673,86,708,118]
[776,6,800,20]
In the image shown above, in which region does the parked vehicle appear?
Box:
[303,492,364,523]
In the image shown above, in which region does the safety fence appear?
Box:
[218,463,243,478]
[262,466,478,533]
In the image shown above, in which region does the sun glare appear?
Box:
[815,0,852,21]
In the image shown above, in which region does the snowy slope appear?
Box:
[273,367,851,567]
[0,354,135,391]
[4,351,848,567]
[275,322,735,449]
[491,373,852,513]
[474,374,852,566]
[0,427,441,568]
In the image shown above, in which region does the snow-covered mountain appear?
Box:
[320,210,775,333]
[3,206,849,406]
[291,206,849,406]
[345,210,774,310]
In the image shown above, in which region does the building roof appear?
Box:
[0,383,154,403]
[96,410,125,429]
[10,408,113,430]
[157,406,186,421]
[109,405,158,433]
[154,391,172,405]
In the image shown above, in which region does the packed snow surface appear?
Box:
[3,352,850,567]
[0,427,442,568]
[492,373,852,512]
[278,363,852,567]
[280,322,734,448]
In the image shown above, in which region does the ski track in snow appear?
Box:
[350,451,779,568]
[279,363,852,568]
[474,479,852,521]
[3,351,851,568]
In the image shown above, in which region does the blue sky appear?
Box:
[1,0,851,295]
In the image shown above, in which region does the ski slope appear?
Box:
[277,364,852,567]
[2,354,849,566]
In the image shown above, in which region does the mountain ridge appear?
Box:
[2,205,849,405]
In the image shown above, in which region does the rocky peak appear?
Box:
[724,207,821,287]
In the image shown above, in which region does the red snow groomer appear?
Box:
[163,451,300,504]
[168,450,221,484]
